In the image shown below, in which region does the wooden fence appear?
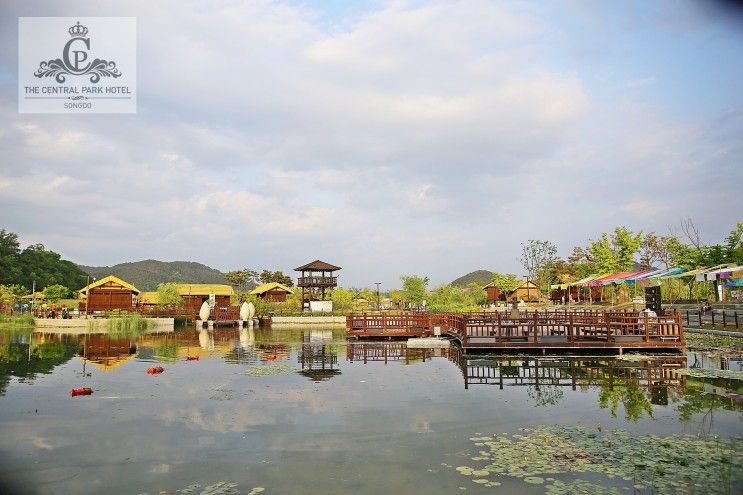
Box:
[347,311,684,350]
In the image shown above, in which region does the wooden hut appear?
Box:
[138,292,158,310]
[174,284,235,311]
[249,282,293,302]
[505,280,541,302]
[482,283,502,304]
[295,260,341,311]
[78,275,139,313]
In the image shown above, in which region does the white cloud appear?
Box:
[0,0,740,286]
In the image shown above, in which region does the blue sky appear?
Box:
[0,0,741,288]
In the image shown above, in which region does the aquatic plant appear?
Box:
[685,333,743,350]
[143,481,265,495]
[243,363,296,376]
[677,368,743,380]
[105,312,153,333]
[86,312,153,335]
[455,425,743,494]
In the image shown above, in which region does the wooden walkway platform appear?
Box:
[346,310,685,352]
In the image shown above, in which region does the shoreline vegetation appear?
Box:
[0,312,34,326]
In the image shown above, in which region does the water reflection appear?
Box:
[0,328,80,394]
[0,325,741,495]
[298,330,341,381]
[1,326,741,423]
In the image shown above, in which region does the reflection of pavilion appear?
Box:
[298,331,340,381]
[347,342,451,364]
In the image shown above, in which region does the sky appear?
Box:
[0,0,741,289]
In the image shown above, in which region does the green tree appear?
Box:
[638,233,677,269]
[156,283,184,306]
[0,285,29,310]
[330,287,355,311]
[224,268,258,290]
[0,230,22,286]
[521,240,558,292]
[259,270,293,287]
[724,223,743,264]
[589,227,642,272]
[400,275,429,307]
[490,273,520,293]
[43,284,68,303]
[15,243,86,291]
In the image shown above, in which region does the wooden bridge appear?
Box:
[346,310,685,352]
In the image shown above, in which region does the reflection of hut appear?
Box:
[80,334,137,371]
[79,275,140,312]
[249,282,293,302]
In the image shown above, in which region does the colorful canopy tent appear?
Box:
[587,273,633,286]
[570,274,597,285]
[698,265,743,281]
[661,267,709,280]
[600,271,654,285]
[723,277,743,288]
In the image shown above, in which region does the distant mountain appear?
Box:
[79,259,228,291]
[450,270,494,288]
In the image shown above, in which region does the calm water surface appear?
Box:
[0,325,741,495]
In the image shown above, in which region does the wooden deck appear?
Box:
[347,310,685,352]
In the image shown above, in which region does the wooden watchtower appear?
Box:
[295,260,341,310]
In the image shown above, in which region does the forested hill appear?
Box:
[79,260,228,291]
[450,270,494,287]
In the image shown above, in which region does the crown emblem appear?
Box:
[68,21,88,38]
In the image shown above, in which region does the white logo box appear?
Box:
[19,17,136,114]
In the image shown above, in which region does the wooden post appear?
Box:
[497,311,502,343]
[736,311,739,330]
[711,310,715,327]
[722,310,727,328]
[568,314,573,342]
[533,312,538,344]
[644,312,649,342]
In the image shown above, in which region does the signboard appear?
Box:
[309,300,333,313]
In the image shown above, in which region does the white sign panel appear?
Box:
[19,17,136,113]
[309,300,333,313]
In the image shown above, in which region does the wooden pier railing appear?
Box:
[346,311,685,350]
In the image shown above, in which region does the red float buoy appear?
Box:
[146,366,165,375]
[265,354,277,361]
[186,356,199,361]
[70,387,93,396]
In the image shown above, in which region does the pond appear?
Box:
[0,325,741,495]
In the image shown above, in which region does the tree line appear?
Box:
[0,229,87,307]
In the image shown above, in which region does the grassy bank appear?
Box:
[0,312,34,326]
